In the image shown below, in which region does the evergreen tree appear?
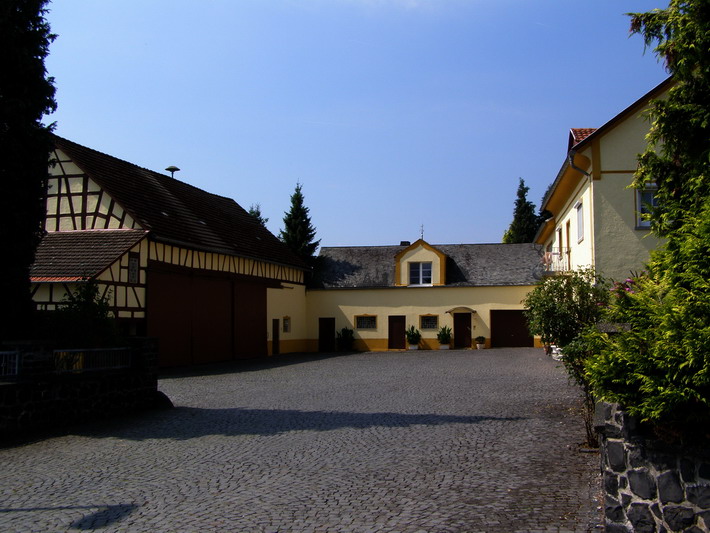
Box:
[280,183,320,265]
[502,178,540,243]
[248,203,269,227]
[0,0,57,341]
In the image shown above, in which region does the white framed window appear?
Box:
[283,316,291,333]
[409,262,432,285]
[575,201,584,243]
[355,315,377,329]
[636,183,658,228]
[420,315,439,330]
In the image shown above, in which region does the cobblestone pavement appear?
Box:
[0,348,602,532]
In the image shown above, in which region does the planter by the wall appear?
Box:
[476,343,485,349]
[408,344,419,351]
[439,344,450,350]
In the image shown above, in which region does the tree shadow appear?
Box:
[75,406,524,441]
[0,504,138,530]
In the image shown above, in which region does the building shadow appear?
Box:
[70,406,524,441]
[0,504,138,530]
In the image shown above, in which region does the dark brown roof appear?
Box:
[52,136,308,271]
[31,230,147,281]
[312,242,544,289]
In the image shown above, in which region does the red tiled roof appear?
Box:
[52,136,308,271]
[30,229,147,280]
[570,128,597,146]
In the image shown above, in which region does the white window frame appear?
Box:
[636,183,658,229]
[575,201,584,243]
[355,315,377,329]
[420,315,439,330]
[409,262,432,286]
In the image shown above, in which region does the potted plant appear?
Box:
[436,326,452,349]
[475,336,486,349]
[405,325,421,350]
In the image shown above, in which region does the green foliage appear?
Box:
[523,268,610,348]
[474,336,486,345]
[50,280,118,348]
[0,0,57,341]
[280,183,320,266]
[583,1,710,439]
[502,178,541,243]
[436,326,452,344]
[248,203,269,227]
[586,201,710,434]
[336,327,355,352]
[405,325,421,345]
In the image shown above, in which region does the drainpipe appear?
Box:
[568,149,591,177]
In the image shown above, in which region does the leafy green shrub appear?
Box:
[523,267,610,348]
[336,327,355,352]
[586,203,710,438]
[405,325,421,345]
[436,326,452,344]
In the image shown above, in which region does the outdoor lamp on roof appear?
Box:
[165,165,180,178]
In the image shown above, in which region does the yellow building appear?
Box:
[307,239,542,351]
[31,136,309,367]
[535,79,670,281]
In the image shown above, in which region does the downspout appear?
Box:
[568,149,591,177]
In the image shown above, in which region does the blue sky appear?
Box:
[45,0,669,247]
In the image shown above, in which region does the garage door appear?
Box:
[490,310,534,348]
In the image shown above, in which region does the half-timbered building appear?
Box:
[31,136,309,367]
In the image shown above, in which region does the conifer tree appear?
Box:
[502,178,540,243]
[0,0,57,341]
[280,183,320,265]
[248,203,269,227]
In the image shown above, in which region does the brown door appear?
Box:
[272,319,280,356]
[233,281,267,359]
[454,313,472,348]
[388,315,406,350]
[490,310,534,347]
[319,317,336,352]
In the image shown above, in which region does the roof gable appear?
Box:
[52,136,307,270]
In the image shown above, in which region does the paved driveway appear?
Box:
[0,348,601,532]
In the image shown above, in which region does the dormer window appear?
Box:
[409,262,432,286]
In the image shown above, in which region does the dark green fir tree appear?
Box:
[0,0,57,341]
[502,178,540,243]
[280,183,320,266]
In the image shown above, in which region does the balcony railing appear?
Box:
[541,248,571,273]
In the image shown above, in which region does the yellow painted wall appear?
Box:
[306,285,533,351]
[396,243,445,286]
[266,282,309,355]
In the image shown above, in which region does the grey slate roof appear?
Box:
[313,242,544,289]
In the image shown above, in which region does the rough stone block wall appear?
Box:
[0,339,161,439]
[596,402,710,532]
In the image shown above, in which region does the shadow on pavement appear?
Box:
[71,406,525,441]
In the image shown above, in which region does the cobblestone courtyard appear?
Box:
[0,348,601,532]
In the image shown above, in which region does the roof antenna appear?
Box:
[165,165,180,178]
[420,224,424,241]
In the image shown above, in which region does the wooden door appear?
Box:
[454,313,472,348]
[388,315,406,350]
[272,319,280,356]
[490,310,534,347]
[318,317,336,352]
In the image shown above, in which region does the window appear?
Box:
[128,254,140,284]
[636,183,658,228]
[409,262,432,285]
[355,315,377,329]
[575,201,584,243]
[420,315,438,330]
[283,316,291,333]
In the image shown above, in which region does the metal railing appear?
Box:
[0,351,20,377]
[541,248,571,273]
[53,348,132,373]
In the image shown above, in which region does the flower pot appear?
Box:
[476,343,485,349]
[408,344,419,350]
[439,344,450,350]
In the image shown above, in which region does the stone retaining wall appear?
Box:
[596,402,710,532]
[0,338,165,440]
